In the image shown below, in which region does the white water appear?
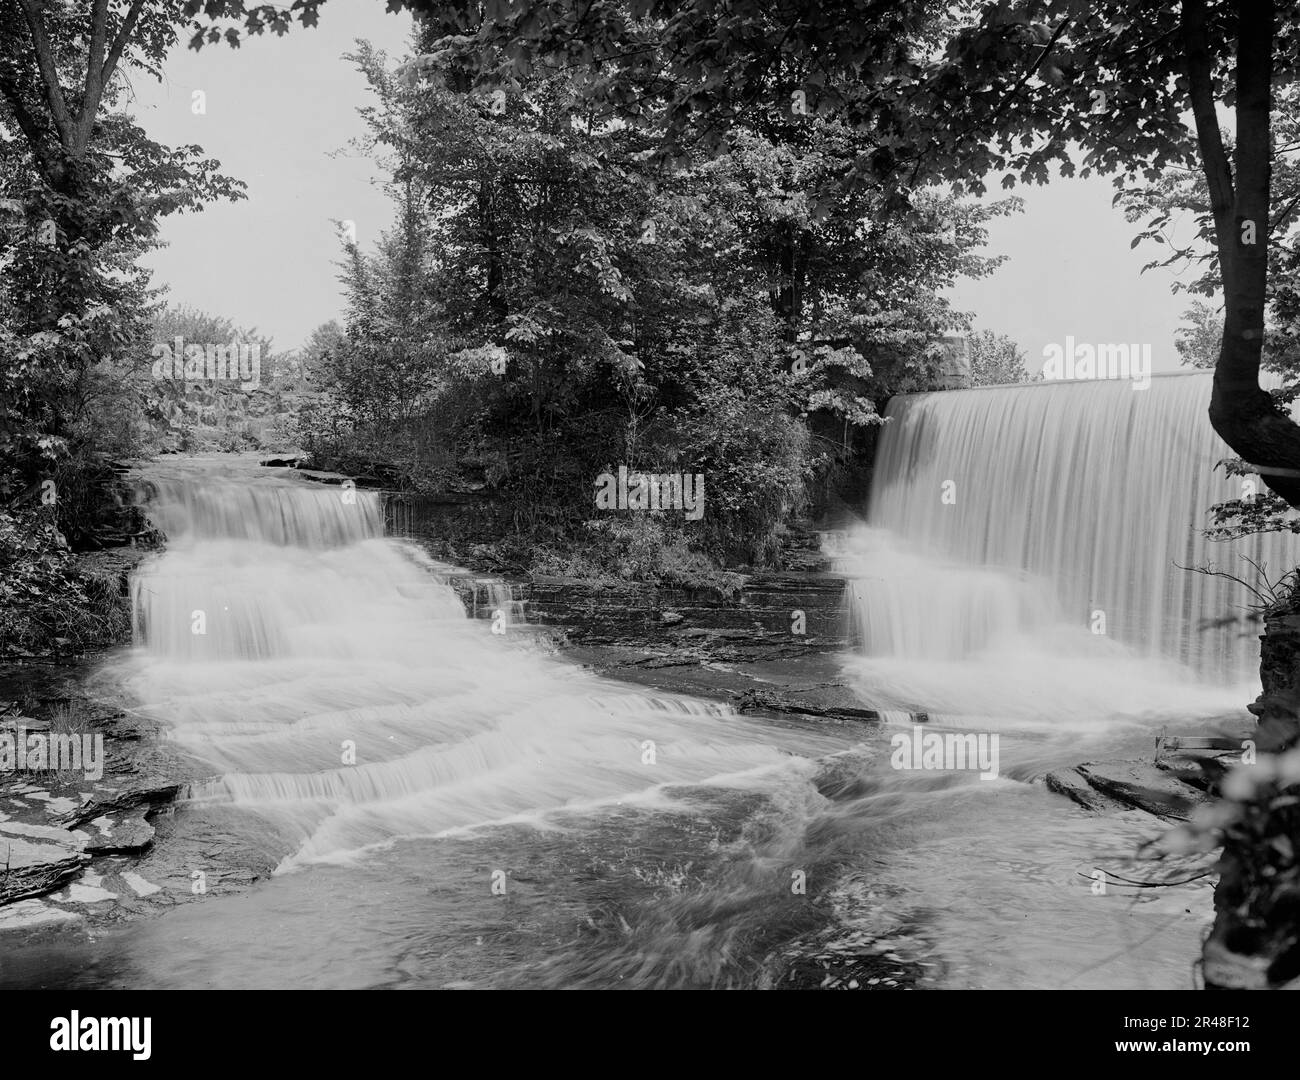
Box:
[802,374,1281,991]
[4,426,1250,990]
[838,373,1296,724]
[123,462,826,871]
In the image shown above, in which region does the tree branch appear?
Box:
[101,0,147,102]
[1271,188,1300,236]
[14,0,75,149]
[1181,0,1235,272]
[77,0,111,151]
[986,16,1073,129]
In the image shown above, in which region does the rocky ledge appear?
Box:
[0,664,194,931]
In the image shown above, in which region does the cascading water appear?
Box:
[835,372,1295,725]
[0,441,1245,991]
[121,459,830,870]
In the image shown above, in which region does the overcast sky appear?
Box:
[949,177,1196,375]
[128,7,1196,373]
[128,6,414,353]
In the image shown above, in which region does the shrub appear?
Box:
[0,510,126,656]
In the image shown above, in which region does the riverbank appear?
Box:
[0,657,189,924]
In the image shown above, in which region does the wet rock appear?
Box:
[0,822,88,904]
[735,687,889,724]
[59,776,180,830]
[4,715,50,732]
[59,881,118,904]
[1042,760,1210,821]
[1042,767,1125,813]
[83,813,155,855]
[98,714,158,741]
[1154,752,1234,792]
[505,571,849,652]
[120,871,162,898]
[0,899,83,932]
[1250,610,1300,752]
[1202,936,1274,990]
[1076,761,1209,820]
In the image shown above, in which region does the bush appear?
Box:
[532,516,746,596]
[0,510,127,656]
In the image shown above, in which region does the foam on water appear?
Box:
[834,372,1297,728]
[121,465,815,870]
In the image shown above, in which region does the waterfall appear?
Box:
[39,453,1225,990]
[120,461,808,870]
[136,475,381,548]
[833,373,1293,722]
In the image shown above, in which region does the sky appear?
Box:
[127,7,1196,372]
[127,5,415,354]
[948,178,1194,375]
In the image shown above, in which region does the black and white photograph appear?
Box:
[0,0,1295,1039]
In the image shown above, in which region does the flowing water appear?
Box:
[832,374,1291,728]
[2,374,1285,990]
[856,372,1294,683]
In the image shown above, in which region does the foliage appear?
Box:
[1176,300,1225,370]
[532,517,746,596]
[1120,88,1300,539]
[292,41,1005,572]
[967,329,1037,386]
[0,2,244,527]
[195,0,1300,497]
[0,2,246,657]
[140,302,296,453]
[0,509,123,656]
[1161,732,1300,986]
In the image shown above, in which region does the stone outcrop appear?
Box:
[0,821,89,905]
[58,777,181,830]
[513,571,849,652]
[734,688,895,723]
[1248,604,1300,752]
[1043,759,1217,820]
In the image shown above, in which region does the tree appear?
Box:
[200,0,1300,496]
[300,319,346,382]
[1119,83,1300,385]
[289,32,1010,564]
[968,328,1037,386]
[0,0,244,529]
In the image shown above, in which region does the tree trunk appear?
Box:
[1185,0,1300,505]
